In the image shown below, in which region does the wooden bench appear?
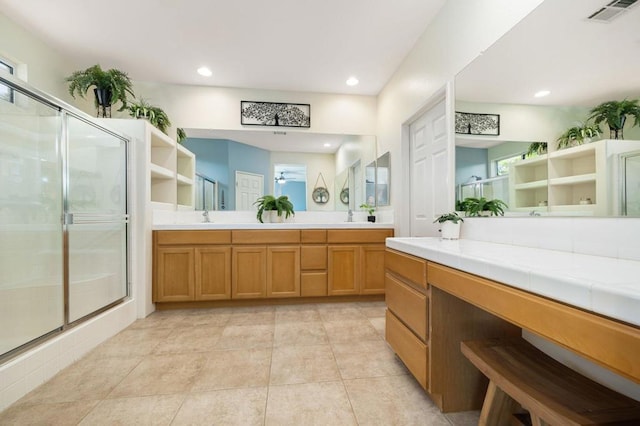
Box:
[461,338,640,426]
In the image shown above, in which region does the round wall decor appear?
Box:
[312,173,330,204]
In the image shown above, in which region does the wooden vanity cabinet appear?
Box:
[154,230,231,302]
[154,228,393,304]
[231,230,300,299]
[384,248,521,413]
[300,230,328,297]
[327,229,393,296]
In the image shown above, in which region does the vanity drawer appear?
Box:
[386,309,428,390]
[301,245,327,270]
[301,229,327,244]
[301,272,327,296]
[155,230,231,245]
[385,273,428,340]
[385,249,427,289]
[232,230,300,244]
[327,229,393,244]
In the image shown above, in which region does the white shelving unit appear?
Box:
[101,119,195,210]
[509,140,640,215]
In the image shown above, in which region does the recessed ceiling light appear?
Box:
[197,67,212,77]
[534,90,551,98]
[324,143,331,147]
[346,76,359,86]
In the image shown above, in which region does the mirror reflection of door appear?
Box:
[376,152,390,206]
[235,171,263,211]
[622,151,640,216]
[274,164,307,211]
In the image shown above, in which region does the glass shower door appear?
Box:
[0,88,63,356]
[66,115,128,322]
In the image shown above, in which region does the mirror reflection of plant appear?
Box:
[359,203,375,215]
[589,99,640,140]
[254,195,295,223]
[127,99,171,134]
[556,123,601,149]
[433,212,464,224]
[461,197,507,217]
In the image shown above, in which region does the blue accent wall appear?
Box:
[278,180,306,212]
[183,138,270,210]
[455,146,488,187]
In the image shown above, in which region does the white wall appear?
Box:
[270,151,336,211]
[376,0,544,237]
[128,82,378,141]
[0,12,79,106]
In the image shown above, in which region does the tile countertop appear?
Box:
[153,222,395,230]
[386,237,640,328]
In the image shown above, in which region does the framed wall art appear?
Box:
[241,101,311,128]
[455,112,500,136]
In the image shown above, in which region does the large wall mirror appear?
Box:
[454,0,640,217]
[183,128,377,212]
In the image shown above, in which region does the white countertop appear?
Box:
[154,222,395,230]
[386,237,640,328]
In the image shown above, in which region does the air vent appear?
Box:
[588,0,638,22]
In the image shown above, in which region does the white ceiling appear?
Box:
[455,0,640,107]
[0,0,446,95]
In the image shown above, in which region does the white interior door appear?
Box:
[409,98,451,236]
[235,170,264,210]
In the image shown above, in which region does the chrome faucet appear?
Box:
[347,209,353,222]
[202,210,211,222]
[529,210,540,216]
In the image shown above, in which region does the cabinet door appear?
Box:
[195,247,231,300]
[155,247,195,302]
[327,245,360,295]
[267,246,300,298]
[360,245,386,295]
[232,246,266,299]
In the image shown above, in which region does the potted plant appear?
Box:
[526,142,547,157]
[66,64,135,117]
[176,128,187,144]
[556,123,601,149]
[360,203,376,223]
[462,197,508,217]
[254,195,295,223]
[589,99,640,140]
[127,99,171,134]
[433,212,464,239]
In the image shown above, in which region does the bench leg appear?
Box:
[479,381,517,426]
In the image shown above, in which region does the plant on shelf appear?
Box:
[176,128,187,144]
[254,195,295,223]
[127,99,171,134]
[66,64,134,117]
[433,212,464,239]
[526,141,547,157]
[556,123,601,149]
[589,99,640,140]
[462,197,508,217]
[360,203,376,223]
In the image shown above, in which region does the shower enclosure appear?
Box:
[0,74,129,359]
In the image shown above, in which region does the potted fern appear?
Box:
[127,99,171,134]
[254,195,295,223]
[526,142,547,157]
[433,212,463,239]
[462,197,508,217]
[66,64,134,117]
[556,123,601,149]
[589,99,640,140]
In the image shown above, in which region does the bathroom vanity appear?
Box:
[152,224,394,308]
[384,237,640,412]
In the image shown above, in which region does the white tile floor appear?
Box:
[0,301,479,425]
